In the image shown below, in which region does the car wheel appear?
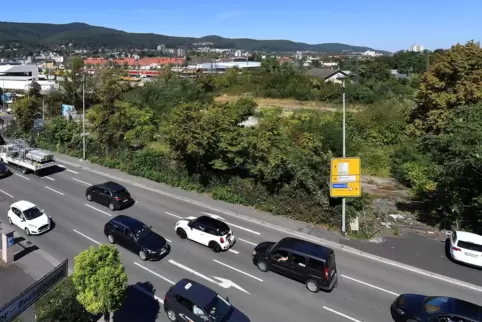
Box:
[305,279,319,293]
[256,260,268,272]
[176,228,187,239]
[167,309,177,321]
[86,194,92,201]
[109,202,115,211]
[25,228,31,236]
[139,250,147,261]
[8,216,12,225]
[210,242,221,253]
[22,167,27,174]
[107,234,115,244]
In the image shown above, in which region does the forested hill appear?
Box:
[0,21,386,53]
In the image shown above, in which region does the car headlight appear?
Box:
[252,250,256,256]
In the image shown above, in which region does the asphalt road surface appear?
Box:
[1,164,482,322]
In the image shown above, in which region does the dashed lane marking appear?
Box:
[73,229,101,245]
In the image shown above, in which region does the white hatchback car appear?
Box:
[8,200,51,235]
[449,230,482,268]
[175,216,235,252]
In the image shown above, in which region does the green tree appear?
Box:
[411,41,482,134]
[58,56,85,112]
[72,245,128,322]
[12,97,41,134]
[87,100,156,150]
[43,90,67,118]
[28,81,42,98]
[36,276,91,322]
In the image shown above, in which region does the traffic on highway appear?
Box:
[1,160,482,321]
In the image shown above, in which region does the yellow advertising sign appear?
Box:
[330,157,361,198]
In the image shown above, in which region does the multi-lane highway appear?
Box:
[1,162,482,322]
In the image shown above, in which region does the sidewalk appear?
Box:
[51,152,482,287]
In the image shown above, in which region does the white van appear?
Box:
[449,231,482,268]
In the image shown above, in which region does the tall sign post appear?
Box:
[330,157,362,234]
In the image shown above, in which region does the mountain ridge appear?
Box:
[0,21,388,53]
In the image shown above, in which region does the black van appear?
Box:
[252,237,338,293]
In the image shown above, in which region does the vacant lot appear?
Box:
[215,95,358,112]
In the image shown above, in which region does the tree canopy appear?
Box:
[72,245,128,321]
[35,276,92,322]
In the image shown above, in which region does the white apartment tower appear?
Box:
[410,44,424,52]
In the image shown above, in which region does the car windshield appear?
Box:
[424,297,449,314]
[23,207,43,220]
[205,294,232,321]
[134,224,151,239]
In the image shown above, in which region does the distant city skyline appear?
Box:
[4,0,481,52]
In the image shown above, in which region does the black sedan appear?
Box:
[0,161,10,178]
[104,215,170,261]
[391,294,482,321]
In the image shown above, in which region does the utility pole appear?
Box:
[337,74,347,235]
[82,72,86,160]
[342,76,346,235]
[42,98,45,121]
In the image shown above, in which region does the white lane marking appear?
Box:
[165,211,183,219]
[45,186,64,195]
[84,203,112,217]
[202,212,260,235]
[134,284,164,304]
[0,189,14,198]
[73,229,101,245]
[342,274,399,296]
[44,176,55,181]
[55,157,482,292]
[58,164,79,174]
[166,238,173,243]
[213,259,263,282]
[14,173,30,180]
[168,259,217,284]
[323,307,361,322]
[228,249,239,255]
[72,177,91,185]
[133,262,175,285]
[238,238,257,246]
[212,276,250,294]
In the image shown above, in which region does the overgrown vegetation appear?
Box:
[7,42,482,233]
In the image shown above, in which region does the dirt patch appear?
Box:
[215,95,362,112]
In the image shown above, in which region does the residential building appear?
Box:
[410,44,424,52]
[295,51,303,60]
[305,68,348,83]
[234,50,243,57]
[176,48,186,57]
[157,44,166,52]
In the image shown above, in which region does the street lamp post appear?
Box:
[337,74,347,235]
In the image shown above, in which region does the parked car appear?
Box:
[252,237,338,293]
[0,161,10,178]
[164,279,250,322]
[86,181,133,210]
[104,215,169,261]
[175,216,236,253]
[391,294,482,321]
[448,231,482,268]
[8,200,51,235]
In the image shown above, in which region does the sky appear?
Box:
[3,0,481,52]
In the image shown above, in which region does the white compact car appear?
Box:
[8,200,51,235]
[175,215,235,253]
[449,230,482,268]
